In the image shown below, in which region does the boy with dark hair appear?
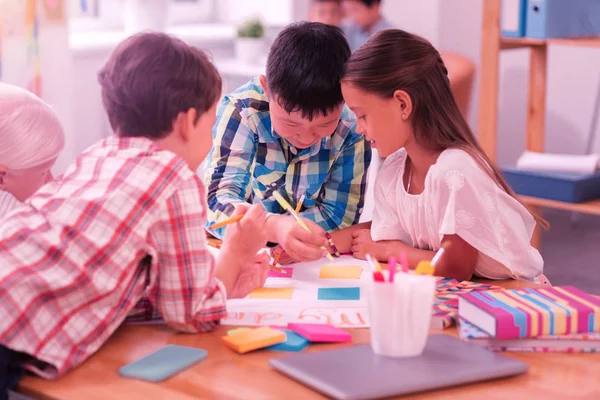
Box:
[0,32,269,396]
[342,0,392,52]
[309,0,343,27]
[205,22,371,263]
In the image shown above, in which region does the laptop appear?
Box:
[269,334,528,400]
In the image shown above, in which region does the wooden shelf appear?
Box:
[501,36,600,50]
[520,196,600,216]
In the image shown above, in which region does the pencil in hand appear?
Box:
[272,192,334,262]
[209,214,244,230]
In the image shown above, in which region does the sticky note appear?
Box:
[318,287,360,301]
[227,327,251,336]
[288,323,352,343]
[268,268,293,278]
[222,327,286,354]
[319,266,362,279]
[268,330,309,352]
[247,287,294,299]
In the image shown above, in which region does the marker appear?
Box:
[400,251,410,273]
[366,254,385,282]
[388,256,396,282]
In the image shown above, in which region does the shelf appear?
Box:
[500,36,600,50]
[520,196,600,216]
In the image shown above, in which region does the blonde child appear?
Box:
[0,83,65,218]
[330,29,544,282]
[0,32,269,395]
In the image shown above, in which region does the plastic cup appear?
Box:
[367,273,436,357]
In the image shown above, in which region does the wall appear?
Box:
[382,0,440,47]
[439,0,600,167]
[1,4,74,174]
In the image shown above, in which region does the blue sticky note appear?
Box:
[318,287,360,301]
[268,330,309,352]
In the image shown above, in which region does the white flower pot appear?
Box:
[235,37,265,65]
[123,0,168,34]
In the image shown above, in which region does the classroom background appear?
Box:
[1,0,599,293]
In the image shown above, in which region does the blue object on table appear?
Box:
[268,330,309,352]
[501,0,528,38]
[119,345,207,382]
[318,287,360,301]
[525,0,600,39]
[502,167,600,203]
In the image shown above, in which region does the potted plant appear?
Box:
[235,18,265,64]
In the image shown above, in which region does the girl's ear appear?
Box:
[393,90,413,120]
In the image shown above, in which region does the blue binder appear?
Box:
[501,0,527,38]
[526,0,600,39]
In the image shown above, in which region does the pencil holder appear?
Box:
[367,273,436,357]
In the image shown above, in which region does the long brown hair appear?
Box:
[343,29,548,228]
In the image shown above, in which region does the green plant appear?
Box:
[237,18,264,38]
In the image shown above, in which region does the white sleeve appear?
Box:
[370,156,403,242]
[432,153,543,281]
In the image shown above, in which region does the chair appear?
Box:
[441,51,476,119]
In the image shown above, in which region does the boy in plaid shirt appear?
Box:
[0,33,269,396]
[205,22,372,264]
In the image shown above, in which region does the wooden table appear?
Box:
[18,279,600,400]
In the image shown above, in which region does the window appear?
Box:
[68,0,216,32]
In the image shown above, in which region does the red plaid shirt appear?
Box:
[0,136,227,378]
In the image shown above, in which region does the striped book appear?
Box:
[458,319,600,353]
[458,286,600,339]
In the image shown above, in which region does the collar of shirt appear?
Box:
[0,190,21,219]
[238,77,356,160]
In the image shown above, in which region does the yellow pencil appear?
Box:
[294,195,305,214]
[272,192,334,262]
[209,214,244,230]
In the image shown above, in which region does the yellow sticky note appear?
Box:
[222,327,286,354]
[319,266,362,279]
[248,287,294,299]
[227,327,252,336]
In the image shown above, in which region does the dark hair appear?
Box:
[343,29,548,228]
[98,32,221,139]
[344,0,381,6]
[266,22,350,120]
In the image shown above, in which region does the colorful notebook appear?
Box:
[458,286,600,339]
[458,319,600,353]
[431,279,502,329]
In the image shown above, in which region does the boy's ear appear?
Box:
[393,90,413,119]
[0,166,7,189]
[259,75,269,97]
[178,108,198,143]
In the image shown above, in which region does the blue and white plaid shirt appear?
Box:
[204,77,371,238]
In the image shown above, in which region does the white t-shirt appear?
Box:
[371,148,543,282]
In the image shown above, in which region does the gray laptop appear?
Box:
[269,334,528,400]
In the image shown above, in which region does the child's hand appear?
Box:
[269,245,295,265]
[351,229,383,260]
[228,250,271,298]
[273,216,328,262]
[222,203,267,259]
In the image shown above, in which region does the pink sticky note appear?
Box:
[287,323,352,343]
[268,267,293,278]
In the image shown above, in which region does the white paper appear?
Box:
[516,151,600,174]
[223,255,372,328]
[502,0,520,32]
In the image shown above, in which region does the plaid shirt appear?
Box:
[205,77,371,238]
[0,136,226,379]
